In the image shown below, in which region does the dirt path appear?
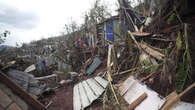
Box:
[48,84,74,110]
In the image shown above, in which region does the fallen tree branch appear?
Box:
[139,42,165,60]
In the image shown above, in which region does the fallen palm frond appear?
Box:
[175,24,192,93]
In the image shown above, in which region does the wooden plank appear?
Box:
[7,103,22,110]
[128,93,148,110]
[78,83,90,109]
[124,82,144,104]
[94,76,108,88]
[0,89,12,108]
[107,45,112,82]
[0,82,29,110]
[86,79,104,96]
[179,82,195,98]
[132,32,151,37]
[161,82,195,110]
[0,72,47,110]
[160,92,180,110]
[120,76,165,110]
[119,76,137,96]
[73,85,82,110]
[82,81,97,103]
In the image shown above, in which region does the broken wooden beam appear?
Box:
[160,82,195,110]
[132,32,151,37]
[0,71,47,110]
[139,43,165,60]
[128,93,148,110]
[140,69,162,82]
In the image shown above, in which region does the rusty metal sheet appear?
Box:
[119,76,165,110]
[73,76,108,110]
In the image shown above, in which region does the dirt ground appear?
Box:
[48,84,74,110]
[46,62,106,110]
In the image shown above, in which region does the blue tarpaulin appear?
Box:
[105,20,113,48]
[106,20,113,42]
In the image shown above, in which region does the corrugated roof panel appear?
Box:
[94,76,108,88]
[78,83,90,109]
[82,81,97,103]
[86,57,102,75]
[86,79,104,96]
[73,77,108,110]
[73,85,81,110]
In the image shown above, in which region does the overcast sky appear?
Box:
[0,0,117,46]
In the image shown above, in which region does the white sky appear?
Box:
[0,0,117,46]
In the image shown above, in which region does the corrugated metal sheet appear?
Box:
[85,57,101,75]
[119,76,165,110]
[171,102,195,110]
[73,76,108,110]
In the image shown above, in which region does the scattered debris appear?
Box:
[0,72,47,110]
[0,0,195,109]
[24,64,36,73]
[7,70,46,96]
[119,76,165,110]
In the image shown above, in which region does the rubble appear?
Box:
[0,72,47,110]
[7,70,46,96]
[0,0,194,110]
[119,76,165,110]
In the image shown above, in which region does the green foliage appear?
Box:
[167,13,176,24]
[141,58,160,74]
[176,31,182,51]
[175,63,188,93]
[175,25,191,93]
[103,84,127,110]
[167,5,183,24]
